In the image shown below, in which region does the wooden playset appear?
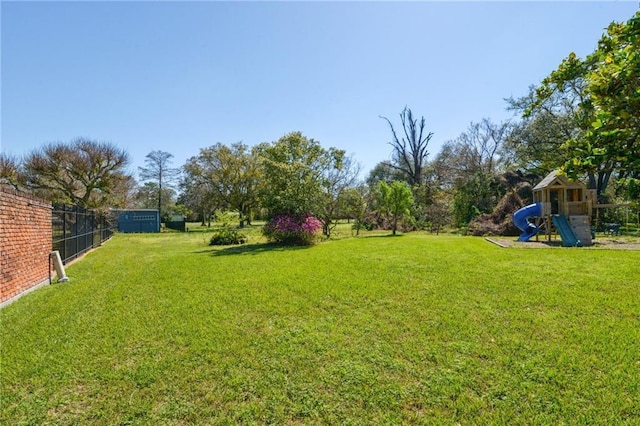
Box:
[532,170,596,245]
[514,170,597,246]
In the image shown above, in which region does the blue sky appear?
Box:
[1,1,638,179]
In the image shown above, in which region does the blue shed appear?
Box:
[114,209,160,233]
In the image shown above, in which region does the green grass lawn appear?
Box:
[2,230,639,424]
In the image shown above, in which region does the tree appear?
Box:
[380,106,433,186]
[258,132,338,217]
[218,143,262,227]
[317,154,361,237]
[408,177,451,232]
[138,151,181,220]
[579,11,640,200]
[503,112,574,177]
[455,119,511,176]
[110,174,138,208]
[422,190,451,234]
[433,119,510,182]
[181,143,261,228]
[452,172,496,227]
[503,86,582,176]
[365,161,405,187]
[22,138,132,209]
[340,184,370,236]
[429,119,510,227]
[377,180,414,235]
[0,153,22,190]
[180,160,218,227]
[134,182,177,221]
[530,10,640,200]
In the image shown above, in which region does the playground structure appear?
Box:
[513,170,596,247]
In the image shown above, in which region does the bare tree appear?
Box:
[22,138,131,209]
[139,151,181,220]
[433,119,511,184]
[380,106,433,186]
[0,153,23,190]
[455,118,511,176]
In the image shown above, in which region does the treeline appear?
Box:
[1,10,638,234]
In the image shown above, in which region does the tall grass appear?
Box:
[1,232,638,424]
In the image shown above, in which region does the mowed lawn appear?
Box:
[1,231,639,424]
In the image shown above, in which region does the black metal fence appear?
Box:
[52,204,116,264]
[164,220,186,232]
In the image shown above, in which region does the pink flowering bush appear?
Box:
[263,214,323,245]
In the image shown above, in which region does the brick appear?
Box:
[0,187,52,304]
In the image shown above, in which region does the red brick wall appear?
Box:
[0,186,53,304]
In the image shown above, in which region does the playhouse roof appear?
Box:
[533,170,585,191]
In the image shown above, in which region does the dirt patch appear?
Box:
[486,236,640,250]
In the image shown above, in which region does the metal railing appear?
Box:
[52,204,116,264]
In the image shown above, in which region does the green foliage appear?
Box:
[182,143,261,227]
[453,193,481,228]
[316,154,360,238]
[377,180,414,235]
[620,177,640,203]
[214,210,239,227]
[452,172,496,227]
[503,99,576,176]
[258,132,343,217]
[134,182,177,222]
[425,119,510,229]
[340,186,370,236]
[366,161,405,187]
[585,14,640,143]
[414,184,452,233]
[2,233,639,424]
[532,11,640,200]
[209,226,247,246]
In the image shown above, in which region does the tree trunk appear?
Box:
[597,170,612,203]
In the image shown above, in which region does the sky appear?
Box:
[1,1,638,180]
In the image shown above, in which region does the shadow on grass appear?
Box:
[361,233,406,238]
[540,240,565,248]
[195,242,314,257]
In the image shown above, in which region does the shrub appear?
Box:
[209,227,247,246]
[263,214,322,245]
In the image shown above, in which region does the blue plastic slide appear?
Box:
[513,202,542,242]
[551,215,581,247]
